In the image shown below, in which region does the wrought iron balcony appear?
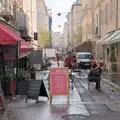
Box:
[0,11,15,21]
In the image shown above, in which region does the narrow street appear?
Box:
[1,67,120,120]
[1,0,120,120]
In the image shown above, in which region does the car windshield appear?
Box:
[77,54,91,59]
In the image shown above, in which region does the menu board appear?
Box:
[0,85,7,110]
[50,68,69,104]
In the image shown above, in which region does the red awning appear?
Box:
[19,52,31,59]
[0,24,22,45]
[20,40,33,52]
[19,40,34,59]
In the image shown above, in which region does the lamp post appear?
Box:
[16,40,22,94]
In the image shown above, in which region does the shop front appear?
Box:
[0,23,33,95]
[97,29,120,74]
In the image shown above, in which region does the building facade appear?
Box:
[66,12,72,46]
[71,3,82,46]
[52,32,61,50]
[23,0,38,49]
[81,0,93,42]
[82,0,120,72]
[63,22,69,49]
[66,2,83,52]
[36,0,49,48]
[52,32,65,51]
[0,0,23,27]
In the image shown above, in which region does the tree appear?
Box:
[72,24,82,45]
[38,29,49,48]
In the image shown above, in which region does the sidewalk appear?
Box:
[0,89,89,120]
[1,70,120,120]
[0,71,89,120]
[102,73,120,92]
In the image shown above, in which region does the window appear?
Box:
[96,14,98,26]
[77,54,91,59]
[110,0,115,19]
[100,10,104,25]
[108,3,110,22]
[105,5,108,23]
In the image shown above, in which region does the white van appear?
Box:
[76,52,91,69]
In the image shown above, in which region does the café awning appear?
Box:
[107,31,120,44]
[20,40,33,52]
[19,40,34,59]
[19,52,31,59]
[102,29,120,45]
[0,24,22,45]
[96,31,115,44]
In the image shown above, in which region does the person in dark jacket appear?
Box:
[88,63,101,90]
[71,56,77,69]
[30,67,36,79]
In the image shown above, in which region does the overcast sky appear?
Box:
[45,0,75,32]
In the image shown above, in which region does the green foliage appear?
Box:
[38,29,49,48]
[72,24,82,45]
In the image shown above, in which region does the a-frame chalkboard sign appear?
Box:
[0,83,7,110]
[25,80,48,103]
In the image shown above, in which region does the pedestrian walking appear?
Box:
[71,56,77,69]
[64,55,72,69]
[30,66,36,79]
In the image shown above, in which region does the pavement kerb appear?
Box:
[102,78,120,93]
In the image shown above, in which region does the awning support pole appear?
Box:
[16,41,19,94]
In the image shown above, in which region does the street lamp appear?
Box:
[58,25,61,28]
[57,13,61,16]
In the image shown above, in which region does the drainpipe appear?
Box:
[92,8,94,54]
[115,0,119,69]
[116,0,118,30]
[16,41,19,94]
[98,3,101,60]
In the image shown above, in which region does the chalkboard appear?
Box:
[0,84,7,110]
[26,80,48,103]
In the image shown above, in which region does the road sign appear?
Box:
[50,68,69,104]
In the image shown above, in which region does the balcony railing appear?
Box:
[0,11,15,21]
